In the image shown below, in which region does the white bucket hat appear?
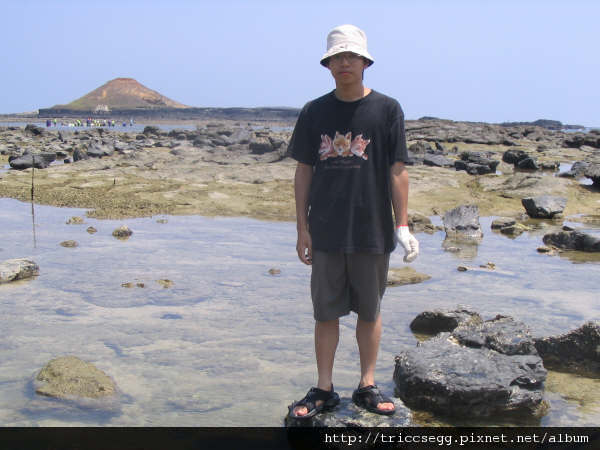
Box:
[320,24,374,67]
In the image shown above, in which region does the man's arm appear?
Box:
[295,162,313,265]
[390,161,409,227]
[391,161,419,262]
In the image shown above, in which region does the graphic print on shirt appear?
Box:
[318,131,370,161]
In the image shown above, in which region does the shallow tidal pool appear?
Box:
[0,198,599,426]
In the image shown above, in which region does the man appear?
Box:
[288,24,419,419]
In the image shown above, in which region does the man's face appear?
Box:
[327,52,369,84]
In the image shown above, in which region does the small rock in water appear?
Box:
[444,246,461,253]
[121,282,134,288]
[112,225,133,238]
[66,216,84,225]
[268,268,281,275]
[387,267,431,286]
[457,266,468,272]
[60,240,78,248]
[157,279,173,288]
[156,218,168,224]
[35,356,116,399]
[86,226,98,234]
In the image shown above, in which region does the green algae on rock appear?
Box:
[35,356,116,399]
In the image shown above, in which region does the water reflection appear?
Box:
[0,198,599,426]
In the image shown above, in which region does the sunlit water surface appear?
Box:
[0,198,599,426]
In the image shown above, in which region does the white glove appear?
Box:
[395,226,419,263]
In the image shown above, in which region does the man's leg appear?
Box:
[356,315,394,412]
[293,318,339,416]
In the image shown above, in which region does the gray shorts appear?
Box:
[311,251,390,322]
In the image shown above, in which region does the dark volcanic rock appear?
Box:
[542,230,600,252]
[285,397,411,427]
[491,217,517,230]
[8,151,56,170]
[142,126,161,136]
[584,163,600,186]
[87,142,114,158]
[249,136,274,154]
[24,124,45,136]
[73,148,89,162]
[534,321,600,376]
[559,161,589,178]
[502,149,529,165]
[423,154,454,168]
[452,315,538,356]
[521,195,566,219]
[443,204,483,240]
[516,157,540,170]
[394,333,547,418]
[455,152,499,175]
[409,307,482,334]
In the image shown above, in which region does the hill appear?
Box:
[51,78,189,112]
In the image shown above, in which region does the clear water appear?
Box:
[0,198,599,426]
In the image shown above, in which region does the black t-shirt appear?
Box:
[289,89,409,253]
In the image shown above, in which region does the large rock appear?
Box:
[516,157,540,170]
[534,321,600,376]
[249,135,274,154]
[87,142,114,158]
[584,163,600,186]
[409,307,482,334]
[502,149,529,165]
[423,154,454,168]
[35,356,116,399]
[452,315,538,356]
[24,124,45,136]
[0,258,39,284]
[8,151,56,170]
[542,230,600,252]
[73,147,89,162]
[394,327,547,418]
[454,151,499,175]
[285,397,411,427]
[521,195,566,218]
[443,204,483,240]
[558,160,589,178]
[142,125,161,136]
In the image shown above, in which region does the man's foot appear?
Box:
[289,385,340,419]
[352,384,395,415]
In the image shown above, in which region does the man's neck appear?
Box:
[334,84,371,102]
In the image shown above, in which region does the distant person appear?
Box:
[130,118,134,126]
[288,24,418,420]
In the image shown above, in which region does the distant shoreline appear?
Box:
[0,113,596,131]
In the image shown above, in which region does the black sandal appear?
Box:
[288,385,340,419]
[352,384,395,416]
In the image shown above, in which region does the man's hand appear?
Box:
[395,226,419,262]
[297,229,313,265]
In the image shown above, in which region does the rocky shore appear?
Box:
[0,118,598,221]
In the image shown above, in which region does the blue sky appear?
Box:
[2,0,599,125]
